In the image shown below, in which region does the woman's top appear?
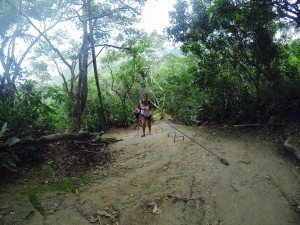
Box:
[140,100,152,117]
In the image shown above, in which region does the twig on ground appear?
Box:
[80,150,103,154]
[239,160,251,164]
[74,140,105,147]
[167,194,204,202]
[230,184,239,192]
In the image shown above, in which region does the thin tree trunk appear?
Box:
[88,19,108,129]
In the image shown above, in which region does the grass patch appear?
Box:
[22,176,92,217]
[28,193,45,216]
[1,164,100,218]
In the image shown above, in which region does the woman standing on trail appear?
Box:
[140,93,152,137]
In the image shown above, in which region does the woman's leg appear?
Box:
[142,117,146,136]
[148,119,151,134]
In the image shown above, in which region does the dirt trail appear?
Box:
[1,120,300,225]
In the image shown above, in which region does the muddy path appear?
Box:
[0,120,299,225]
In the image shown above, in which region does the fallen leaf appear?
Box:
[154,208,163,215]
[152,205,158,214]
[97,210,111,217]
[88,217,98,223]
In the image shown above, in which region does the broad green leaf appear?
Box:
[0,122,7,137]
[5,137,21,146]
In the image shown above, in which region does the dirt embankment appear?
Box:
[0,120,299,225]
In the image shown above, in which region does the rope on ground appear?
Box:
[163,120,229,166]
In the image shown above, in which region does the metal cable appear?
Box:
[163,120,229,166]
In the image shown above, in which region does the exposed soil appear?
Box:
[0,120,299,225]
[41,139,115,178]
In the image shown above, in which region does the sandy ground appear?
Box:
[0,120,300,225]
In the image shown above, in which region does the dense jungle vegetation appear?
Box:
[0,0,299,173]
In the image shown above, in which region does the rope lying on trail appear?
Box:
[163,120,229,166]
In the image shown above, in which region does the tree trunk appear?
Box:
[0,131,122,150]
[88,17,108,129]
[73,0,89,131]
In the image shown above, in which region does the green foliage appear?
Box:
[288,38,300,73]
[165,0,300,125]
[95,32,165,128]
[146,53,202,125]
[0,122,21,172]
[82,77,104,131]
[41,85,71,131]
[0,81,56,138]
[0,81,70,173]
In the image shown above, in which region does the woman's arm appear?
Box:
[140,101,145,109]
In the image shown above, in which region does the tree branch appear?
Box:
[92,44,136,53]
[19,10,74,71]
